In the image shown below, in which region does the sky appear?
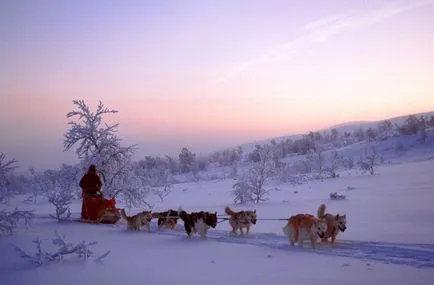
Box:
[1,0,434,170]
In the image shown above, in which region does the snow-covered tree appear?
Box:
[178,147,196,173]
[306,145,325,173]
[63,100,150,206]
[341,155,355,170]
[0,153,34,234]
[358,146,383,175]
[230,162,239,179]
[232,179,253,205]
[133,161,173,202]
[323,151,341,178]
[232,148,275,204]
[419,128,428,144]
[330,128,340,141]
[377,120,394,137]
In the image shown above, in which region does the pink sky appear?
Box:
[1,0,434,170]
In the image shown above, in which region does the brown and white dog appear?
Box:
[179,209,218,239]
[282,213,327,249]
[153,209,179,230]
[224,206,257,235]
[120,209,153,232]
[317,203,347,244]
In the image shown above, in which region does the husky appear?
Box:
[317,203,347,244]
[282,214,327,249]
[179,209,218,239]
[120,209,153,232]
[224,206,257,235]
[153,209,179,230]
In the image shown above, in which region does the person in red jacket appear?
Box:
[79,165,103,220]
[79,165,102,196]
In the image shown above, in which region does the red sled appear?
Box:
[80,194,121,224]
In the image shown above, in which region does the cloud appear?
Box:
[214,0,434,85]
[308,0,434,42]
[214,37,305,85]
[303,13,353,32]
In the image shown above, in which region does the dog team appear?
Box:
[119,203,347,249]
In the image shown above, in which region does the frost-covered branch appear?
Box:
[12,230,110,266]
[0,208,34,234]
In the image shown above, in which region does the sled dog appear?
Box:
[224,206,257,235]
[282,213,327,249]
[179,209,218,239]
[120,209,153,232]
[153,209,179,230]
[317,203,347,244]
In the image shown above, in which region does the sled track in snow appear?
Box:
[144,223,434,269]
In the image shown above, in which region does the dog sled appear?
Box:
[79,193,121,224]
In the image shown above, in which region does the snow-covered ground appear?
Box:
[1,159,434,285]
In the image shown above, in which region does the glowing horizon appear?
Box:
[1,0,434,169]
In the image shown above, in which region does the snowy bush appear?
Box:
[133,161,173,202]
[341,155,355,170]
[232,148,275,204]
[0,153,34,234]
[29,168,75,222]
[358,146,383,175]
[232,179,253,205]
[48,192,74,221]
[178,147,196,173]
[153,184,172,202]
[12,230,110,266]
[323,151,341,178]
[306,146,325,173]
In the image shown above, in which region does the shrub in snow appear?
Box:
[230,162,238,179]
[29,168,75,222]
[341,155,355,170]
[0,153,34,234]
[0,208,34,235]
[358,146,383,175]
[232,179,253,205]
[419,129,428,144]
[133,162,173,202]
[329,192,346,200]
[232,148,275,204]
[12,230,110,266]
[153,184,172,202]
[323,151,342,178]
[178,147,196,173]
[306,146,325,173]
[48,191,74,221]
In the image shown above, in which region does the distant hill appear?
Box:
[328,120,372,129]
[234,110,434,154]
[326,111,434,134]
